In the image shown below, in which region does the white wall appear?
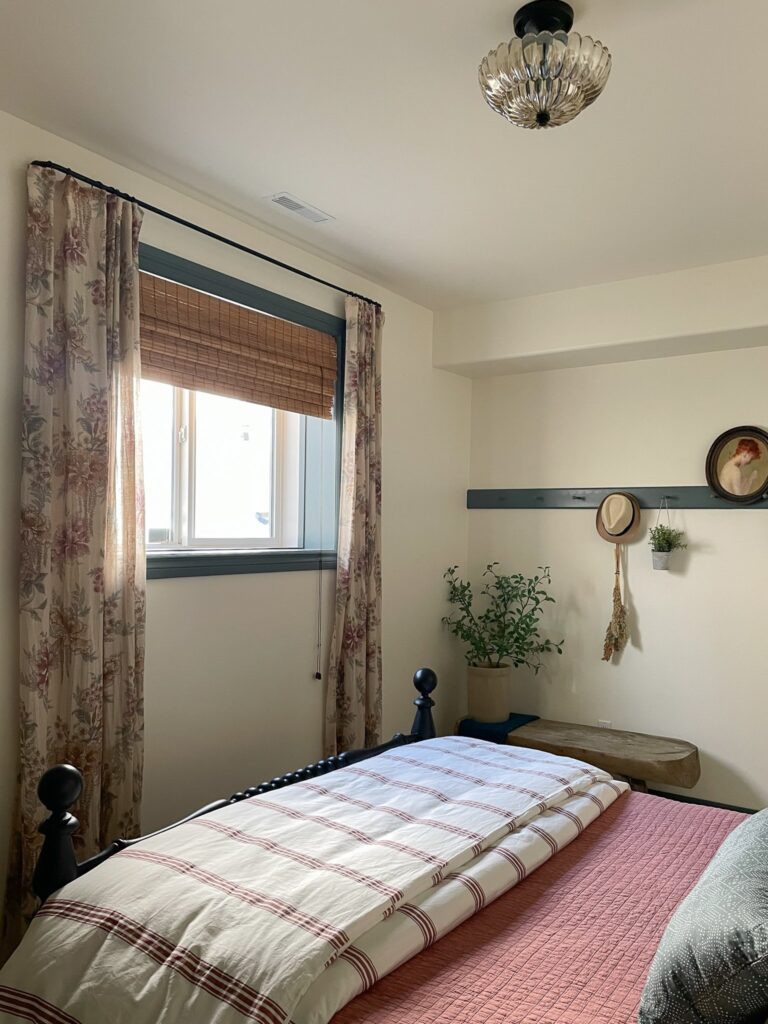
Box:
[0,110,471,902]
[468,348,768,810]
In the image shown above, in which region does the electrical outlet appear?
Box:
[597,719,612,729]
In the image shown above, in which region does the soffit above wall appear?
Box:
[0,0,766,309]
[433,254,768,376]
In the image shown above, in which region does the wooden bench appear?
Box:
[506,720,700,792]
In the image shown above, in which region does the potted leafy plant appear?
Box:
[443,563,564,723]
[649,524,687,570]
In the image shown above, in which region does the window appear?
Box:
[138,245,344,579]
[142,382,301,549]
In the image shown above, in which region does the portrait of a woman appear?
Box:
[718,437,763,496]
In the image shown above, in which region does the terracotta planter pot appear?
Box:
[467,664,512,723]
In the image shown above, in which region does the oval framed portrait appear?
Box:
[706,425,768,504]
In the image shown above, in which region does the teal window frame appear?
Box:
[139,244,345,580]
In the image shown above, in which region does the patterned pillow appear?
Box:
[639,808,768,1024]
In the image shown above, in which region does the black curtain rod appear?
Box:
[31,160,381,309]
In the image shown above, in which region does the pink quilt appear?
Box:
[333,792,746,1024]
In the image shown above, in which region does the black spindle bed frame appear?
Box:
[32,668,438,906]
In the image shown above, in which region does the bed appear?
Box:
[0,669,751,1024]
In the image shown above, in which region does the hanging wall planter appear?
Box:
[649,499,686,571]
[651,550,671,571]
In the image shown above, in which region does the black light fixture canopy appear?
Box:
[513,0,574,38]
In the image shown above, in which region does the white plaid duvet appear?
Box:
[0,736,627,1024]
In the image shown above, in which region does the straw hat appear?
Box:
[595,492,642,543]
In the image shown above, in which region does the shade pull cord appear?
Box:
[314,417,324,681]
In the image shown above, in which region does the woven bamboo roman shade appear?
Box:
[139,273,338,418]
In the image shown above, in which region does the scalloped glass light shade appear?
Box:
[479,30,611,129]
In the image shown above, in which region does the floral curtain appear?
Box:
[2,167,145,954]
[324,297,383,755]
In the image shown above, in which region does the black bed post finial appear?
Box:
[32,764,83,905]
[411,668,438,741]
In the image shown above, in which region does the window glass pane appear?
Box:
[140,379,175,544]
[193,392,274,540]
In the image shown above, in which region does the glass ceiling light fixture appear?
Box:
[479,0,611,129]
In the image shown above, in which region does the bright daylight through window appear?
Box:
[141,381,304,550]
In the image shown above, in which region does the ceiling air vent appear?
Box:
[268,192,334,224]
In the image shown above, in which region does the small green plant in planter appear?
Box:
[443,563,564,723]
[648,525,687,570]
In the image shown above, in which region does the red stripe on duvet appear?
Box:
[489,845,528,880]
[346,765,530,820]
[396,904,438,946]
[339,946,379,990]
[527,823,560,855]
[425,742,577,792]
[35,902,285,1024]
[386,751,554,808]
[454,738,602,784]
[0,985,82,1024]
[254,797,448,869]
[448,872,486,913]
[193,819,403,904]
[580,790,606,812]
[121,849,348,951]
[302,782,485,844]
[549,805,585,834]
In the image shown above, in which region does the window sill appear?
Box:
[147,549,337,580]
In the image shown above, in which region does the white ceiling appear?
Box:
[1,0,767,309]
